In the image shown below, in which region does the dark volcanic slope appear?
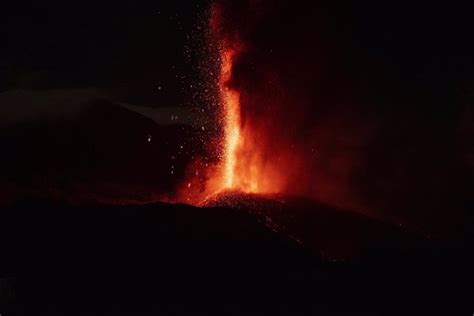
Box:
[0,199,316,314]
[204,191,424,260]
[0,199,470,315]
[0,99,199,203]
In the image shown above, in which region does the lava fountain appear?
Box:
[220,48,242,190]
[177,2,290,204]
[210,6,283,196]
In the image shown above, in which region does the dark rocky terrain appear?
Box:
[204,191,431,260]
[0,197,470,315]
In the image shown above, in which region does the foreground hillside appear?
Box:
[0,198,470,315]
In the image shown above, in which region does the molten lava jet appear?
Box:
[220,48,242,190]
[206,2,286,198]
[176,3,282,205]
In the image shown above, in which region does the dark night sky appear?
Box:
[2,1,474,107]
[1,0,207,106]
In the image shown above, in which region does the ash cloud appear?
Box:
[214,0,473,233]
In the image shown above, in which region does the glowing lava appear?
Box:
[175,3,286,205]
[220,48,242,190]
[216,44,280,194]
[216,44,266,194]
[210,5,282,196]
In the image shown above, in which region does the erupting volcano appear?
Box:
[173,0,468,238]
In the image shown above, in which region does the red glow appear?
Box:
[220,48,242,190]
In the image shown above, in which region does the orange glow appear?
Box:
[209,1,285,196]
[214,45,283,195]
[220,48,241,190]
